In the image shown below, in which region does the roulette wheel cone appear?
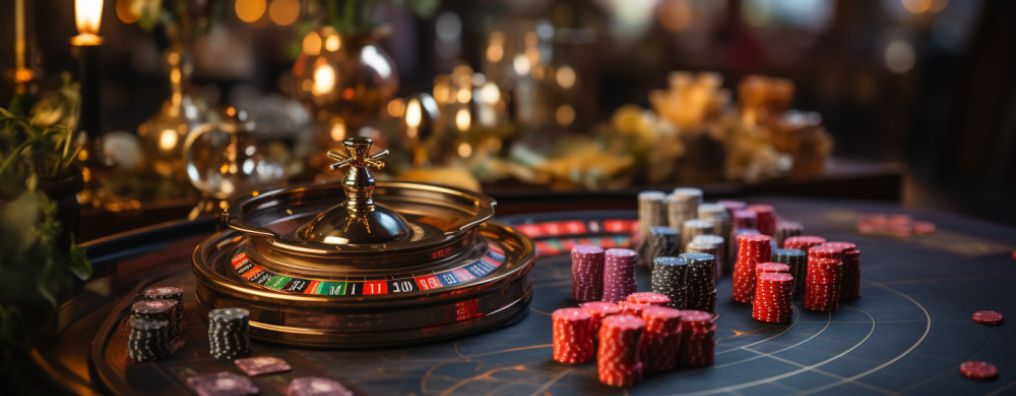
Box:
[192,137,535,348]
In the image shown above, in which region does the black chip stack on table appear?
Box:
[127,317,171,362]
[640,226,680,270]
[687,234,725,279]
[681,252,717,313]
[208,308,252,360]
[131,300,178,338]
[773,221,803,247]
[771,248,807,298]
[143,286,184,335]
[650,256,689,309]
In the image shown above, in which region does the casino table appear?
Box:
[31,197,1016,395]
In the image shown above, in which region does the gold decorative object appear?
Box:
[291,27,399,172]
[183,107,286,219]
[138,48,206,179]
[193,137,534,347]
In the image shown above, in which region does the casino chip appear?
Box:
[597,314,645,387]
[208,308,251,360]
[286,376,354,396]
[641,226,680,271]
[143,286,184,337]
[651,256,689,309]
[131,299,178,338]
[552,308,595,364]
[803,246,844,312]
[186,371,258,396]
[571,245,605,302]
[681,252,717,313]
[627,292,671,306]
[747,204,776,236]
[688,234,725,280]
[959,361,998,380]
[681,219,715,251]
[638,191,668,242]
[732,234,772,304]
[602,249,638,302]
[580,301,623,338]
[678,310,715,367]
[234,355,292,376]
[752,272,794,324]
[972,310,1004,326]
[127,317,171,362]
[772,248,807,298]
[639,306,683,372]
[667,188,702,235]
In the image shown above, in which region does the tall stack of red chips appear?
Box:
[580,301,622,338]
[821,241,861,301]
[552,308,595,364]
[752,273,794,323]
[639,306,683,372]
[804,245,844,312]
[597,315,646,387]
[748,204,777,235]
[627,292,672,306]
[602,248,638,302]
[571,245,605,302]
[733,234,772,303]
[678,310,716,367]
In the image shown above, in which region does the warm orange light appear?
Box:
[311,60,336,96]
[235,0,266,23]
[72,0,104,46]
[269,0,299,26]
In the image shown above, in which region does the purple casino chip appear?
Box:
[286,376,354,396]
[571,245,605,302]
[234,355,292,376]
[602,248,638,302]
[186,371,258,396]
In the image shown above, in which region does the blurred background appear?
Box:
[2,0,1014,238]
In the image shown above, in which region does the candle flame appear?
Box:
[405,98,423,129]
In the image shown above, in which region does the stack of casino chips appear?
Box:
[804,245,844,312]
[627,292,672,307]
[131,300,178,338]
[718,200,747,217]
[602,249,638,302]
[650,256,689,309]
[752,272,794,323]
[732,209,758,231]
[571,245,605,301]
[597,315,645,387]
[666,188,702,233]
[821,241,861,301]
[637,191,668,241]
[783,236,826,290]
[678,310,716,367]
[773,221,803,247]
[682,252,717,313]
[732,234,772,303]
[688,234,725,279]
[772,248,807,297]
[639,306,683,372]
[552,308,595,364]
[208,308,251,360]
[127,317,171,362]
[580,301,623,338]
[640,226,681,270]
[748,204,777,235]
[143,286,184,337]
[681,219,715,251]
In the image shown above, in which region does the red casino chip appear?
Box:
[597,315,645,387]
[752,272,794,323]
[959,361,998,380]
[639,306,683,372]
[619,301,654,316]
[732,234,772,303]
[756,262,790,274]
[972,310,1004,326]
[551,308,595,364]
[783,236,827,251]
[627,292,672,306]
[677,310,715,367]
[747,204,777,236]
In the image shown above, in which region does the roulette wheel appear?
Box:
[191,137,535,347]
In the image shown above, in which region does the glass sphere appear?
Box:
[184,108,286,200]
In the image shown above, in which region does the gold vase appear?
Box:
[291,27,399,174]
[137,47,206,180]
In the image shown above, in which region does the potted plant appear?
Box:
[0,74,91,390]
